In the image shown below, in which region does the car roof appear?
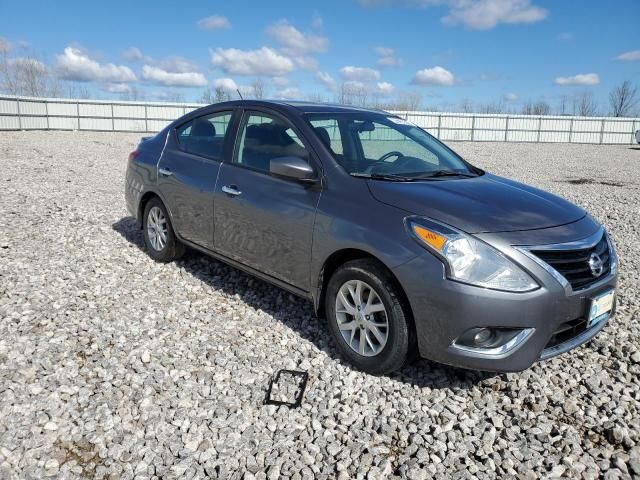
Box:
[208,99,391,115]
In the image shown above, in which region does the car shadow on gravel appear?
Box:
[112,216,498,390]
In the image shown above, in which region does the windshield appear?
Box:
[306,112,478,179]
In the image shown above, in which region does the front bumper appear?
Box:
[392,226,618,372]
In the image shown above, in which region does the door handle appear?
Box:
[159,168,173,177]
[222,185,242,196]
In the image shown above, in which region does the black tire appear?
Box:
[325,259,413,375]
[142,197,185,262]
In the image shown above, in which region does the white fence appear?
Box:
[1,94,638,144]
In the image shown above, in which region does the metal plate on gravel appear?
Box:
[264,370,309,408]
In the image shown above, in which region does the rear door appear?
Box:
[213,109,322,289]
[157,110,235,250]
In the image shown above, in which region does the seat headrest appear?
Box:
[191,119,216,137]
[314,127,332,150]
[246,123,292,147]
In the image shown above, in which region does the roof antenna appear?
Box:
[236,89,244,100]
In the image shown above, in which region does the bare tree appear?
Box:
[398,92,422,111]
[522,100,551,115]
[0,50,61,97]
[66,82,91,99]
[198,88,214,104]
[459,98,474,113]
[214,86,231,102]
[337,82,354,105]
[251,78,265,99]
[557,95,569,115]
[306,92,326,103]
[574,91,597,116]
[477,99,506,114]
[160,91,184,103]
[609,80,638,117]
[120,86,145,102]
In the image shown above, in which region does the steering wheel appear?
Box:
[377,151,404,162]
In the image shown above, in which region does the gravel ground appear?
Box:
[1,131,639,480]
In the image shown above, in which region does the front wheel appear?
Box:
[325,259,413,374]
[142,197,185,262]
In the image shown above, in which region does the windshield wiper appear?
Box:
[350,172,415,182]
[413,170,479,179]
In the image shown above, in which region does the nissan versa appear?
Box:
[125,100,618,374]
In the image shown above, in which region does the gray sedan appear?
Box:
[125,100,618,374]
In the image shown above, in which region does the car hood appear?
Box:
[368,173,585,234]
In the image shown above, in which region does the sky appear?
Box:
[1,0,639,111]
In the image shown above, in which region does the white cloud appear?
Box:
[316,71,337,91]
[442,0,548,30]
[213,78,240,94]
[211,47,295,76]
[479,72,497,81]
[157,56,199,74]
[104,83,131,93]
[374,46,402,68]
[197,15,231,31]
[294,56,319,70]
[267,20,329,56]
[122,47,152,63]
[374,47,394,57]
[275,87,302,99]
[359,0,547,30]
[56,47,137,83]
[375,81,395,95]
[412,66,455,86]
[616,50,640,62]
[142,65,207,87]
[311,13,324,29]
[340,66,381,81]
[342,81,368,94]
[504,92,518,102]
[272,76,290,87]
[554,73,600,86]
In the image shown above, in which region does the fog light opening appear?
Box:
[453,327,534,356]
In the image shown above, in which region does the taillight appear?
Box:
[128,150,140,162]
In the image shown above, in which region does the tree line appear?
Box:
[1,49,638,117]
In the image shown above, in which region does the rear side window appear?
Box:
[176,111,232,159]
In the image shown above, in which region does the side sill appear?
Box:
[178,238,314,302]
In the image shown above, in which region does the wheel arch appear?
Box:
[136,189,176,230]
[137,191,159,228]
[315,248,414,328]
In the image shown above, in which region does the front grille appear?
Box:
[531,233,610,290]
[545,317,588,349]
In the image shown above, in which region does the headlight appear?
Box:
[406,217,538,292]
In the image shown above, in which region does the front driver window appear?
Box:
[234,112,310,173]
[305,113,471,177]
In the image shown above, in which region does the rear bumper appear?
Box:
[392,251,617,372]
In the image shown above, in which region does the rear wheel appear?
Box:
[325,259,412,374]
[142,198,184,262]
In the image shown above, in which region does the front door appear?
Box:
[213,110,322,289]
[157,110,233,250]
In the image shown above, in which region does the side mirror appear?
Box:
[270,156,317,183]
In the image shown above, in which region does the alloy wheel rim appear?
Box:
[335,280,389,357]
[147,206,168,251]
